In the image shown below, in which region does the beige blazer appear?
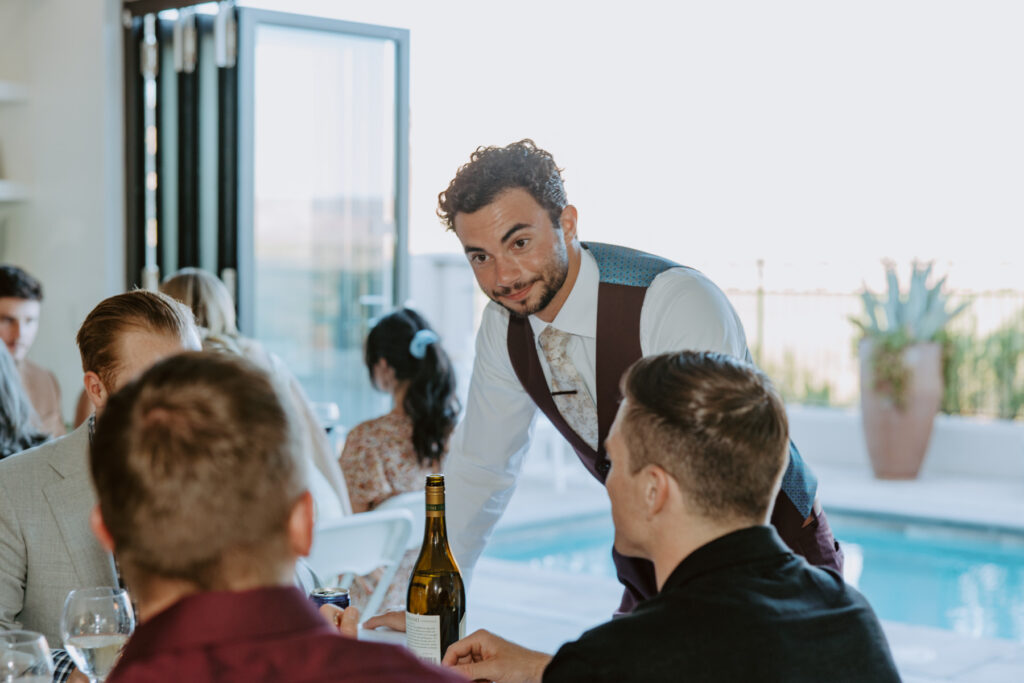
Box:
[0,424,118,645]
[18,358,66,438]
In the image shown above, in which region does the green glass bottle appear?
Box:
[405,474,466,664]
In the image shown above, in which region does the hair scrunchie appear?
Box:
[409,329,439,359]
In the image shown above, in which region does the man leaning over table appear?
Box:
[441,351,900,683]
[89,352,461,683]
[439,139,841,613]
[0,290,202,682]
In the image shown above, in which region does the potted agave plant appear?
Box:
[850,262,969,479]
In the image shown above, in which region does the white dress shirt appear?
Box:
[444,248,749,579]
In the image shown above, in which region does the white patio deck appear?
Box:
[461,415,1024,682]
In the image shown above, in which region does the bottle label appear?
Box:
[405,612,442,664]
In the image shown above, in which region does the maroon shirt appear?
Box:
[107,586,462,683]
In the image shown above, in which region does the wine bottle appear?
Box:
[406,474,466,665]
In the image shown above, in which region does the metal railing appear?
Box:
[727,288,1024,417]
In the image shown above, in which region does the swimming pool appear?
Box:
[481,511,1024,642]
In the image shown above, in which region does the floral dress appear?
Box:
[338,410,440,610]
[339,410,438,510]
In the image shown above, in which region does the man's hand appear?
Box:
[442,629,551,683]
[319,603,361,639]
[362,609,406,632]
[66,667,89,683]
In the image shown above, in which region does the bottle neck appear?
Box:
[424,513,448,538]
[423,487,449,542]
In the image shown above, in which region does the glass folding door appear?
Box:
[237,9,409,426]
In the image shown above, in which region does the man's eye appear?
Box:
[470,254,489,265]
[513,238,529,249]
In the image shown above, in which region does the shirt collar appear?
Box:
[118,586,332,664]
[528,247,599,340]
[661,525,795,592]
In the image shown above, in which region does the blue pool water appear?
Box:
[482,511,1024,642]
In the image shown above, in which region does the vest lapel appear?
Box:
[506,289,649,482]
[507,316,600,469]
[595,282,645,448]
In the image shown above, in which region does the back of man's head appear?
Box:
[621,351,789,525]
[76,289,198,389]
[0,265,43,301]
[90,352,307,590]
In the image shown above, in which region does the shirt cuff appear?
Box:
[52,649,74,683]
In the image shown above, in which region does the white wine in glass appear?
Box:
[0,630,54,682]
[61,587,135,683]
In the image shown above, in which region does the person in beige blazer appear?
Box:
[0,265,66,438]
[18,358,64,438]
[0,290,200,666]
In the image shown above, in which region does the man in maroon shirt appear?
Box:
[88,352,460,683]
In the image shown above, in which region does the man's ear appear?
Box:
[288,490,315,558]
[90,505,116,553]
[645,466,672,519]
[558,205,579,242]
[83,372,108,413]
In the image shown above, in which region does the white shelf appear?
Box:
[0,180,29,202]
[0,81,28,103]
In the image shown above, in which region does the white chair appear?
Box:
[308,463,347,522]
[306,508,414,621]
[375,490,426,551]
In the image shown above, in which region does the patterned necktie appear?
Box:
[538,326,599,450]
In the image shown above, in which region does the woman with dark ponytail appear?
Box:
[339,309,459,611]
[339,308,459,513]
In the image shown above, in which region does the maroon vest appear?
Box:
[506,244,842,612]
[507,279,641,481]
[507,275,662,611]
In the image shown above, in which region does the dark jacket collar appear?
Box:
[661,525,795,592]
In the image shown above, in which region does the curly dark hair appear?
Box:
[437,139,567,232]
[0,265,43,301]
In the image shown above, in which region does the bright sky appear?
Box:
[244,0,1024,293]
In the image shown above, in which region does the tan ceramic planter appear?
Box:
[858,340,943,479]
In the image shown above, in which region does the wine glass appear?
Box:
[60,587,135,683]
[0,631,54,682]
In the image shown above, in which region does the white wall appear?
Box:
[242,0,1024,296]
[0,0,125,421]
[2,0,1023,421]
[407,253,480,402]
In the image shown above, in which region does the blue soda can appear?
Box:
[310,587,350,609]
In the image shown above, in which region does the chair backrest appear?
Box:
[306,507,414,621]
[293,557,320,595]
[308,463,346,522]
[375,490,426,552]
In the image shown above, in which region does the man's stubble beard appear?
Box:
[492,246,570,319]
